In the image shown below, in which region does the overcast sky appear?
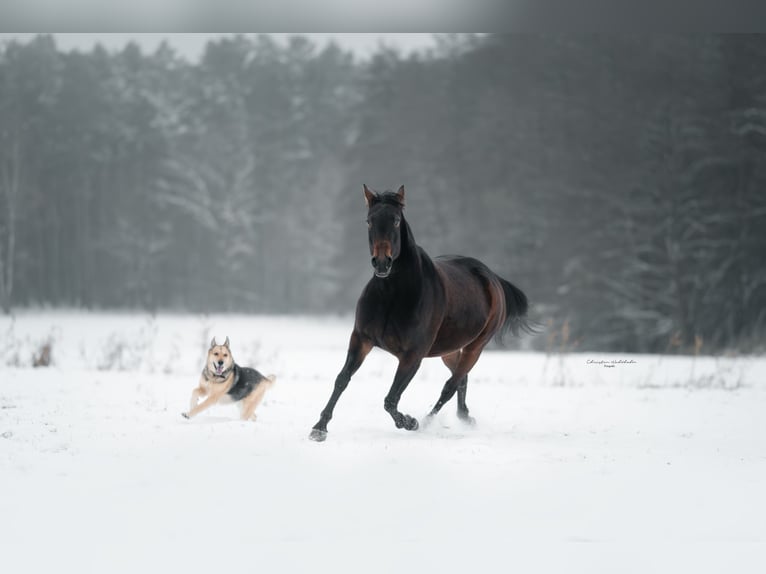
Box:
[0,33,440,60]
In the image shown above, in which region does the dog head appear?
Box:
[207,337,234,376]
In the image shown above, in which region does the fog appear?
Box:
[1,34,764,353]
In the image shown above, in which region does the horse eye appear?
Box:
[366,220,371,228]
[394,219,401,228]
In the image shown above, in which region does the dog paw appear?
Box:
[181,412,190,419]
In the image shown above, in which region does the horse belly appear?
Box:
[427,313,488,357]
[426,258,500,357]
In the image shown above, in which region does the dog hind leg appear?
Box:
[240,381,271,421]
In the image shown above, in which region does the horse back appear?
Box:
[427,255,506,356]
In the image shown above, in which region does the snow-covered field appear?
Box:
[1,312,765,573]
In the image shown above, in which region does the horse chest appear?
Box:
[376,328,410,355]
[366,311,434,356]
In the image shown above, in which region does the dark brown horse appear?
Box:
[309,185,532,441]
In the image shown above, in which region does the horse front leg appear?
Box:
[309,332,372,442]
[383,354,423,431]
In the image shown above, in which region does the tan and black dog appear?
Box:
[182,337,275,421]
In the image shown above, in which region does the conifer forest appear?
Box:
[1,34,765,353]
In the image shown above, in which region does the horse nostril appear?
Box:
[372,255,392,272]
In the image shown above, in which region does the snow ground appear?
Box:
[1,312,765,573]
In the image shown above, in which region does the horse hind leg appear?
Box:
[441,352,475,424]
[455,377,475,425]
[430,346,484,419]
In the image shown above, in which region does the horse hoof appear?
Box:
[181,412,190,419]
[459,414,476,426]
[309,428,328,442]
[404,415,419,431]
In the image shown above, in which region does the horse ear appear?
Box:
[223,336,230,349]
[396,185,405,205]
[363,184,376,207]
[210,337,217,348]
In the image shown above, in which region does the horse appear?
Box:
[309,184,532,442]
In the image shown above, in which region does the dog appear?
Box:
[182,337,275,421]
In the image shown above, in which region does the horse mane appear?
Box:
[370,191,405,208]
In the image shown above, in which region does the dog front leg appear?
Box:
[182,392,220,419]
[184,375,208,417]
[188,386,206,412]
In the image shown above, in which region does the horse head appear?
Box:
[363,184,406,278]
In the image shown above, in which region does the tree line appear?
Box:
[1,34,764,353]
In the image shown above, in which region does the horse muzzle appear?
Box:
[371,255,393,278]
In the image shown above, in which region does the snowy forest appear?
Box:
[0,34,765,353]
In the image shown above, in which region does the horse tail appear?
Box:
[497,277,537,340]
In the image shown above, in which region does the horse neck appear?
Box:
[390,217,424,285]
[400,216,416,255]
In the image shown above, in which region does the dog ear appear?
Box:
[210,337,217,348]
[223,336,230,349]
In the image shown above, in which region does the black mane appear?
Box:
[370,191,405,208]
